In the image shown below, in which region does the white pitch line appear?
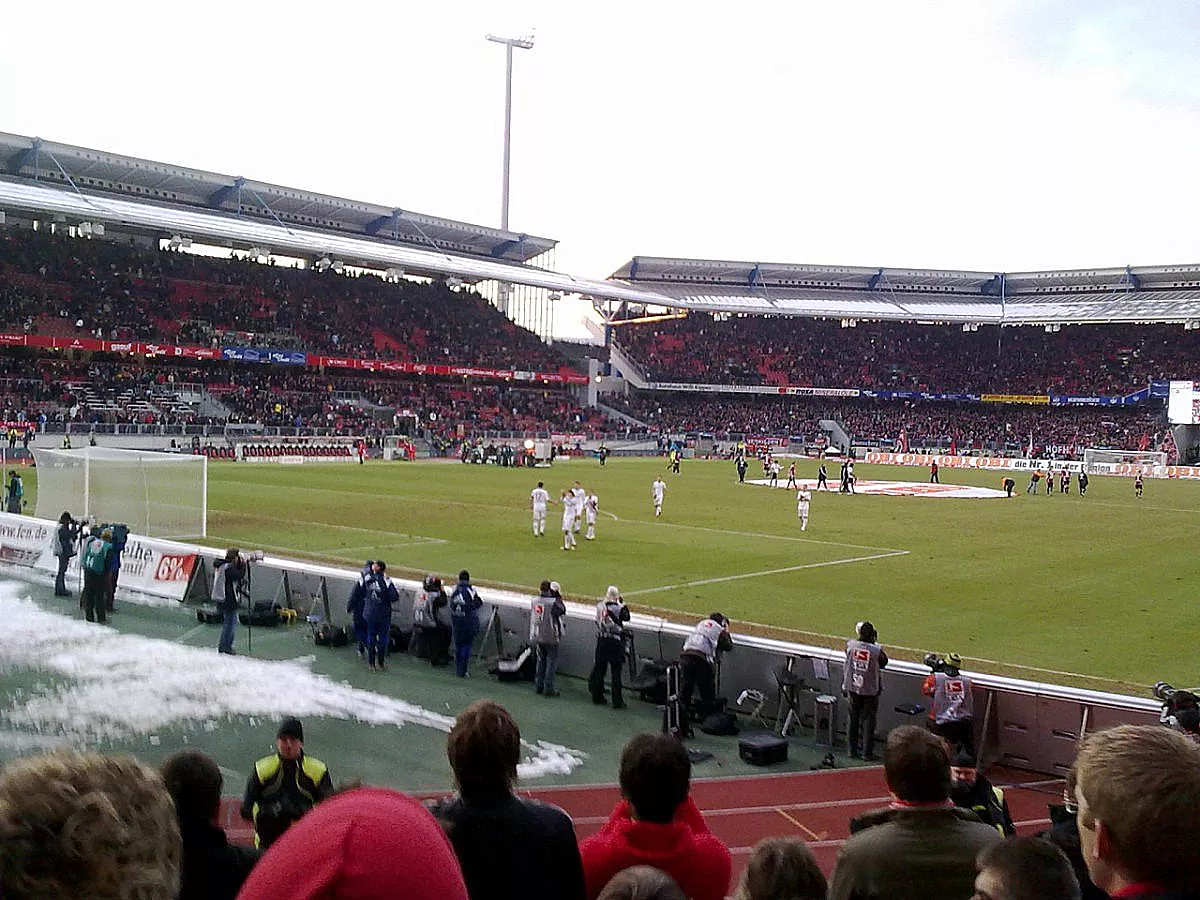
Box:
[621,518,908,554]
[310,539,446,557]
[622,550,909,597]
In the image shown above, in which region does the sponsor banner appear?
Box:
[863,452,1084,474]
[0,513,201,601]
[314,355,362,370]
[0,333,28,346]
[647,382,857,396]
[980,394,1051,405]
[745,436,790,451]
[777,386,861,397]
[219,347,305,365]
[862,390,980,402]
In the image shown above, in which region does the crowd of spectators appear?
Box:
[610,391,1164,453]
[615,313,1200,395]
[0,353,612,438]
[1,712,1196,900]
[0,227,570,371]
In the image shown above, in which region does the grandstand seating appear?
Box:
[0,228,572,372]
[615,313,1200,395]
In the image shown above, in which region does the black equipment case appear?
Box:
[737,731,789,766]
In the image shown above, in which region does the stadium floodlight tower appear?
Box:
[485,30,534,233]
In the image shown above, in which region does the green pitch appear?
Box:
[24,456,1196,693]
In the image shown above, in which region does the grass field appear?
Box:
[21,456,1200,693]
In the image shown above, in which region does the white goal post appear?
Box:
[1082,448,1167,475]
[32,447,207,539]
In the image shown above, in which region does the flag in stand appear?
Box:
[897,429,909,453]
[1138,432,1151,451]
[949,437,958,456]
[1026,432,1035,458]
[1163,429,1179,464]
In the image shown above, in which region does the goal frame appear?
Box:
[1082,447,1167,476]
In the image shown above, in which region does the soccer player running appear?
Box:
[796,488,811,532]
[652,477,666,517]
[530,481,550,537]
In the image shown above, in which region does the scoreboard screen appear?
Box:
[1167,380,1200,425]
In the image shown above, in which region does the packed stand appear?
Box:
[615,313,1200,395]
[609,391,1164,453]
[0,227,571,372]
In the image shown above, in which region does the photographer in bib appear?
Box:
[80,527,114,624]
[843,621,888,760]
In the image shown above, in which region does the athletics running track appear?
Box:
[222,765,1063,880]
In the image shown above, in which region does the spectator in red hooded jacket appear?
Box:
[579,733,732,900]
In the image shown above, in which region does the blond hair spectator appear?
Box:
[0,751,181,900]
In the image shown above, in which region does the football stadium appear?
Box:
[2,11,1200,896]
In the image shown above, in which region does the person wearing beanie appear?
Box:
[449,569,483,677]
[949,750,1015,836]
[843,620,888,760]
[677,613,733,733]
[240,717,334,849]
[238,787,469,900]
[428,700,584,900]
[922,651,976,756]
[531,580,567,697]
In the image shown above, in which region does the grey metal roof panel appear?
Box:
[0,179,665,306]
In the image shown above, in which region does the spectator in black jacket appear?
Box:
[428,700,585,900]
[161,749,260,900]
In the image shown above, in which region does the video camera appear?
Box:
[1153,681,1200,729]
[924,653,947,673]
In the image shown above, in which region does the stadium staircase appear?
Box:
[820,417,852,453]
[597,402,649,429]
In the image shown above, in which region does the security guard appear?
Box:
[240,717,333,848]
[950,751,1015,836]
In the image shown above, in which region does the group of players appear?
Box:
[529,480,601,550]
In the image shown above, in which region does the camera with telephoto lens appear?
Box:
[241,550,266,563]
[924,652,946,673]
[1153,681,1200,729]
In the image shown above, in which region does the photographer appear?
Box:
[1154,681,1200,736]
[53,512,81,597]
[6,471,23,514]
[589,585,630,708]
[214,548,247,655]
[843,621,888,760]
[413,573,451,666]
[678,613,733,730]
[80,527,114,624]
[922,652,975,756]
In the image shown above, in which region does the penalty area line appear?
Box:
[622,550,909,598]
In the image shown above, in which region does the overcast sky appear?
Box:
[4,1,1200,338]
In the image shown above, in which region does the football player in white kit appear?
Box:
[584,489,599,540]
[560,488,578,550]
[529,481,550,537]
[797,488,811,531]
[571,481,587,534]
[651,477,666,517]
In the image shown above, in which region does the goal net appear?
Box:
[1082,448,1167,475]
[31,448,207,539]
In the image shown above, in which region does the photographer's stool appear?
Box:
[814,694,838,748]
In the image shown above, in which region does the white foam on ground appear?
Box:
[0,583,585,778]
[749,479,1009,499]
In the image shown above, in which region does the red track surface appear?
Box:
[222,765,1064,881]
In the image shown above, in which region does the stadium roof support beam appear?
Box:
[491,236,527,258]
[364,209,402,236]
[1123,265,1141,291]
[868,268,884,291]
[207,177,244,210]
[5,142,39,177]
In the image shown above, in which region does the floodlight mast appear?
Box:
[486,32,535,232]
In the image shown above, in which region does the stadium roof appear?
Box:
[0,132,555,264]
[0,178,669,307]
[608,256,1200,325]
